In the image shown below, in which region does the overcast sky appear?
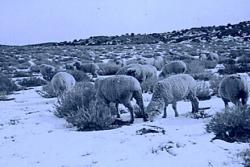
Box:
[0,0,250,45]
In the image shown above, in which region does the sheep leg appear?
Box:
[162,102,168,118]
[222,98,229,108]
[188,93,199,113]
[124,102,134,123]
[115,103,120,118]
[172,102,179,117]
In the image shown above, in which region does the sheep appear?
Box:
[124,56,164,70]
[95,75,147,123]
[73,61,99,77]
[146,74,199,121]
[199,52,219,61]
[97,62,122,75]
[137,56,165,70]
[159,61,187,80]
[116,64,158,93]
[218,74,249,108]
[51,72,76,96]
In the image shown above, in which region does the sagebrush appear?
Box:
[55,82,114,131]
[18,77,47,87]
[206,106,250,142]
[0,74,18,95]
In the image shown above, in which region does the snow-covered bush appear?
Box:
[29,65,40,73]
[196,81,212,101]
[206,106,250,142]
[18,77,47,87]
[0,74,18,95]
[239,149,250,167]
[13,71,31,78]
[55,82,114,131]
[40,64,57,81]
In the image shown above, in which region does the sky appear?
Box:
[0,0,250,45]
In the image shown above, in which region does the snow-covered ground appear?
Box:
[0,87,248,167]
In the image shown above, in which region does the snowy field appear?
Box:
[0,86,248,167]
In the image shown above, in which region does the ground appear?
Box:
[0,86,248,167]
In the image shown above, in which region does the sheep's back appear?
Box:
[160,74,196,101]
[97,75,141,102]
[219,75,249,101]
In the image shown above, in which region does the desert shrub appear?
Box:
[203,60,218,69]
[29,65,40,73]
[0,74,18,95]
[67,70,91,82]
[186,60,205,74]
[218,64,250,74]
[65,101,114,131]
[237,56,250,64]
[209,74,224,95]
[219,58,236,65]
[206,106,250,142]
[55,82,114,131]
[37,83,56,98]
[13,71,31,78]
[18,77,47,87]
[196,81,212,101]
[16,62,30,70]
[40,65,57,81]
[239,149,250,167]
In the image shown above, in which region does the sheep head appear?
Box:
[146,97,164,122]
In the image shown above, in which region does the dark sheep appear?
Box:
[219,74,249,108]
[95,75,147,123]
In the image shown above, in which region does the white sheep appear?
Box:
[97,62,122,75]
[116,64,158,93]
[95,75,147,123]
[146,74,199,121]
[159,61,187,79]
[51,72,76,96]
[73,61,99,77]
[219,74,249,108]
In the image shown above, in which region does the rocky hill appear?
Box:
[25,21,250,46]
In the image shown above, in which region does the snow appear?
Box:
[0,86,248,167]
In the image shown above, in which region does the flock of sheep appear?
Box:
[48,58,249,124]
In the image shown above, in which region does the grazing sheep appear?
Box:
[73,61,99,77]
[199,52,219,61]
[65,64,75,70]
[97,62,122,75]
[159,61,187,80]
[51,72,76,96]
[107,59,125,67]
[116,64,158,92]
[219,74,249,108]
[146,74,199,121]
[138,56,165,70]
[95,75,147,123]
[40,64,57,81]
